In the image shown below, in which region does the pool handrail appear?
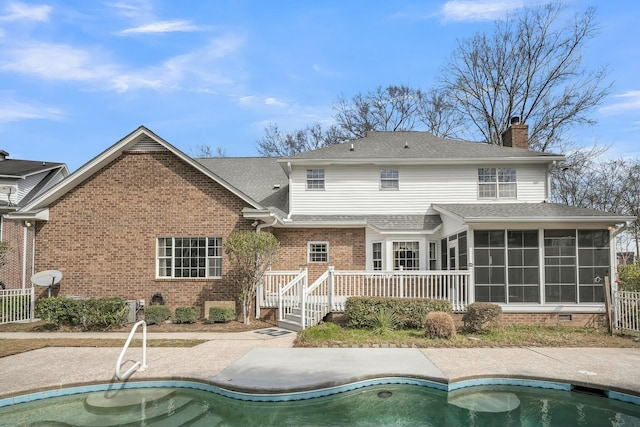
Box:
[115,320,147,381]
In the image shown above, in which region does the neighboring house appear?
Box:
[0,151,68,289]
[11,124,634,327]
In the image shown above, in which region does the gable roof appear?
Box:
[433,203,635,224]
[0,159,67,179]
[17,126,264,217]
[284,131,564,164]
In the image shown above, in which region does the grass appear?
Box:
[295,322,640,348]
[0,339,206,358]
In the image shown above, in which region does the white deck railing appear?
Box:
[0,288,34,324]
[262,268,472,329]
[613,290,640,334]
[278,269,307,323]
[331,270,470,312]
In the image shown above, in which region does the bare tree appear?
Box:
[189,145,226,158]
[333,85,426,140]
[256,123,346,157]
[417,88,465,138]
[439,3,611,152]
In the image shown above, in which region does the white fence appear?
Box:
[0,288,35,324]
[613,290,640,334]
[261,267,471,329]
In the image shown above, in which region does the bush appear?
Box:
[35,297,128,330]
[372,309,398,335]
[145,305,172,325]
[424,311,457,339]
[345,297,452,330]
[175,306,199,324]
[618,264,640,292]
[462,302,502,333]
[208,307,235,323]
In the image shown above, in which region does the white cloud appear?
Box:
[121,19,201,35]
[440,0,525,22]
[0,2,51,22]
[264,97,287,107]
[0,99,64,123]
[0,42,117,82]
[108,0,154,21]
[599,91,640,115]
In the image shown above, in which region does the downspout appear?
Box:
[256,217,277,233]
[22,222,31,290]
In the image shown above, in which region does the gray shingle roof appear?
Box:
[290,214,442,231]
[434,203,633,221]
[0,159,65,178]
[285,131,562,161]
[196,157,289,216]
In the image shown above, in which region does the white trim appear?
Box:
[498,304,605,313]
[307,241,329,263]
[281,156,565,167]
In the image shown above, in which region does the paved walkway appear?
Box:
[1,329,639,399]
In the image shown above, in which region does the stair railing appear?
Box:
[115,320,147,381]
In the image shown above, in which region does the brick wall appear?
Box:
[270,227,366,280]
[0,218,34,289]
[34,151,254,313]
[452,312,606,328]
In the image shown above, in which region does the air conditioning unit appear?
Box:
[126,300,137,323]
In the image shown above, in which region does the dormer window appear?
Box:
[306,169,325,190]
[478,168,517,199]
[380,169,399,190]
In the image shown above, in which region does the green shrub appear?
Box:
[462,302,502,333]
[175,306,199,324]
[35,297,127,330]
[208,307,235,323]
[80,298,128,330]
[145,305,172,325]
[345,297,452,330]
[618,264,640,292]
[424,311,457,339]
[372,308,398,335]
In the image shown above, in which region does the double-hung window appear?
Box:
[478,168,517,199]
[308,242,329,263]
[380,169,399,190]
[306,169,325,190]
[157,237,222,278]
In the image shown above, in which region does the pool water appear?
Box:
[1,384,640,427]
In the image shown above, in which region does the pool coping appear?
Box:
[2,375,639,408]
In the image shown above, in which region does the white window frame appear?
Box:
[372,241,383,270]
[478,167,517,199]
[308,241,329,263]
[380,169,399,190]
[156,237,222,279]
[306,169,325,190]
[393,241,420,270]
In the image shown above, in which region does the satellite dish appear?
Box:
[31,270,63,297]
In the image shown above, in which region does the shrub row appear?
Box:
[345,297,452,330]
[35,297,128,331]
[145,306,204,325]
[209,307,235,323]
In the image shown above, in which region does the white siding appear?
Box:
[290,163,548,215]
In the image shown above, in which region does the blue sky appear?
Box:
[0,0,638,171]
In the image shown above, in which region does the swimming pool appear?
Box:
[1,378,640,427]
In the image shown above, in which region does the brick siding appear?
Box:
[34,151,253,314]
[270,227,366,280]
[0,218,34,289]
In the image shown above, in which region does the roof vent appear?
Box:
[349,144,355,151]
[404,141,409,149]
[273,184,281,190]
[0,150,8,161]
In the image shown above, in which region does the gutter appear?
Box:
[256,217,278,232]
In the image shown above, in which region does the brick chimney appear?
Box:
[501,117,529,149]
